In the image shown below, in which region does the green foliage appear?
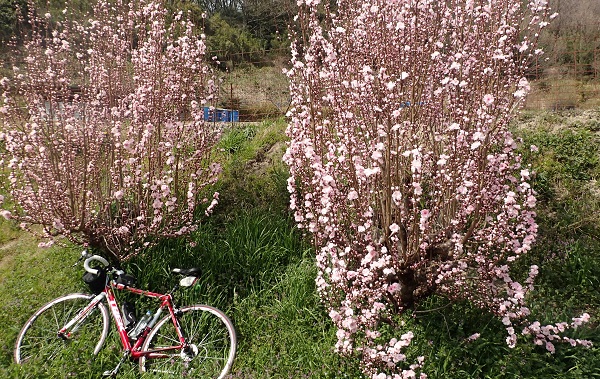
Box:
[0,0,26,45]
[511,115,600,348]
[218,124,257,154]
[516,113,600,243]
[165,0,204,27]
[206,13,264,67]
[0,237,93,377]
[521,128,598,182]
[242,0,295,50]
[214,119,290,213]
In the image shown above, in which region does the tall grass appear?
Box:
[0,115,599,378]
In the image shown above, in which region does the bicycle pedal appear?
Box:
[103,351,128,376]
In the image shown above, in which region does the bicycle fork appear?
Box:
[58,293,106,339]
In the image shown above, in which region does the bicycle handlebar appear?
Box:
[83,255,110,275]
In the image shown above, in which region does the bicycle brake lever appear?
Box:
[72,257,84,267]
[72,250,89,267]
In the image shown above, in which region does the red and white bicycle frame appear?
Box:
[58,281,189,360]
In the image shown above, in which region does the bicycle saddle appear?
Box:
[172,267,201,276]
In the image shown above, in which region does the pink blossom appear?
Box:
[437,155,449,166]
[38,240,54,248]
[388,283,401,293]
[483,94,495,106]
[392,190,402,204]
[114,190,124,200]
[364,167,381,177]
[413,183,423,196]
[52,219,64,231]
[342,317,358,333]
[411,158,422,173]
[0,210,12,220]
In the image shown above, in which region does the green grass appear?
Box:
[1,115,600,378]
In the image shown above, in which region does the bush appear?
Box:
[0,0,222,261]
[284,1,591,377]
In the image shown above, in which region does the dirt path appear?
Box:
[0,239,19,270]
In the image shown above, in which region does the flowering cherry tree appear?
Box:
[0,0,222,261]
[284,0,591,377]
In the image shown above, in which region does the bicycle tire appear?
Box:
[14,293,110,366]
[139,305,237,379]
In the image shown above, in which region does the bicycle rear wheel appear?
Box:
[14,293,110,366]
[139,305,236,379]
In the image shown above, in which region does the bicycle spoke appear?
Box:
[140,305,236,379]
[15,294,109,370]
[152,331,180,346]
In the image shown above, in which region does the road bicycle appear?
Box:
[14,251,236,378]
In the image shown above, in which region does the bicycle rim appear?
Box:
[14,293,110,367]
[139,305,237,379]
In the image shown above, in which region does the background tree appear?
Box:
[205,12,265,65]
[0,0,27,50]
[193,0,241,15]
[540,0,600,75]
[241,0,296,50]
[0,0,222,262]
[284,0,591,377]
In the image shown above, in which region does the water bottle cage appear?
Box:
[128,311,152,339]
[121,302,137,331]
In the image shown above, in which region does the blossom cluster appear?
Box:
[284,0,590,377]
[0,0,221,261]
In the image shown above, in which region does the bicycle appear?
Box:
[14,251,237,378]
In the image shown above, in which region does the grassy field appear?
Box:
[0,113,599,378]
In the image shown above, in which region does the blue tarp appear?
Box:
[203,107,239,122]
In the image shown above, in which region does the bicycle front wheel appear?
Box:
[14,293,110,366]
[139,305,236,379]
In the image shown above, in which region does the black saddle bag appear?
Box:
[82,269,107,294]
